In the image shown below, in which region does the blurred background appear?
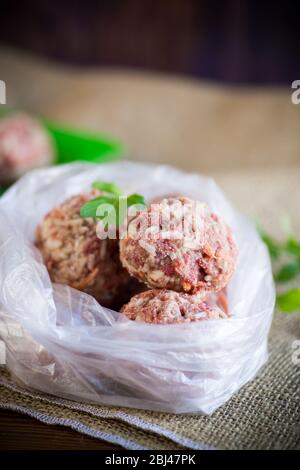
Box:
[1,0,300,84]
[0,0,299,232]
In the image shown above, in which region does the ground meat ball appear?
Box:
[0,113,54,183]
[121,289,228,324]
[35,191,134,308]
[150,193,180,204]
[120,197,237,294]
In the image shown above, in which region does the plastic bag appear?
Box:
[0,162,275,414]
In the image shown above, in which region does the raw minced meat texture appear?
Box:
[120,196,237,294]
[35,191,134,307]
[121,289,229,324]
[0,113,54,183]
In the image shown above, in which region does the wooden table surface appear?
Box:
[0,47,299,450]
[0,410,121,450]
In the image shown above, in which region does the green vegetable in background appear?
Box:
[285,238,300,258]
[275,262,300,283]
[277,289,300,312]
[0,108,124,196]
[260,218,300,313]
[259,230,282,260]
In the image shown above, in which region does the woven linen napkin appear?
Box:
[0,312,299,450]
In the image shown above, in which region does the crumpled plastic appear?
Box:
[0,161,275,414]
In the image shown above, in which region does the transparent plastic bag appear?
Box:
[0,162,275,414]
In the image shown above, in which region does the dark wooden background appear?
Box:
[1,0,299,85]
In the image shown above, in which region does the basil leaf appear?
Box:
[80,200,102,218]
[259,230,282,260]
[277,289,300,312]
[80,190,146,227]
[285,238,300,258]
[127,194,146,207]
[80,195,116,218]
[96,202,118,228]
[92,181,122,195]
[118,194,146,226]
[275,262,300,283]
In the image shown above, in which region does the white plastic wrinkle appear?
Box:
[0,161,275,414]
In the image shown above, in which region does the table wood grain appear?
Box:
[0,409,121,450]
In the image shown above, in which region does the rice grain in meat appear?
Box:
[120,197,237,295]
[121,289,228,324]
[35,191,133,307]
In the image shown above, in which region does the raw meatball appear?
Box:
[121,289,228,324]
[35,191,133,307]
[0,113,54,183]
[120,196,237,294]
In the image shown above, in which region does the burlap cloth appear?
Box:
[0,47,299,449]
[0,313,299,450]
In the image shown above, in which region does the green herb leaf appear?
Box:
[285,238,300,258]
[80,183,146,228]
[97,201,118,228]
[259,229,282,260]
[92,181,122,195]
[275,262,300,283]
[277,289,300,312]
[127,194,146,207]
[80,195,116,218]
